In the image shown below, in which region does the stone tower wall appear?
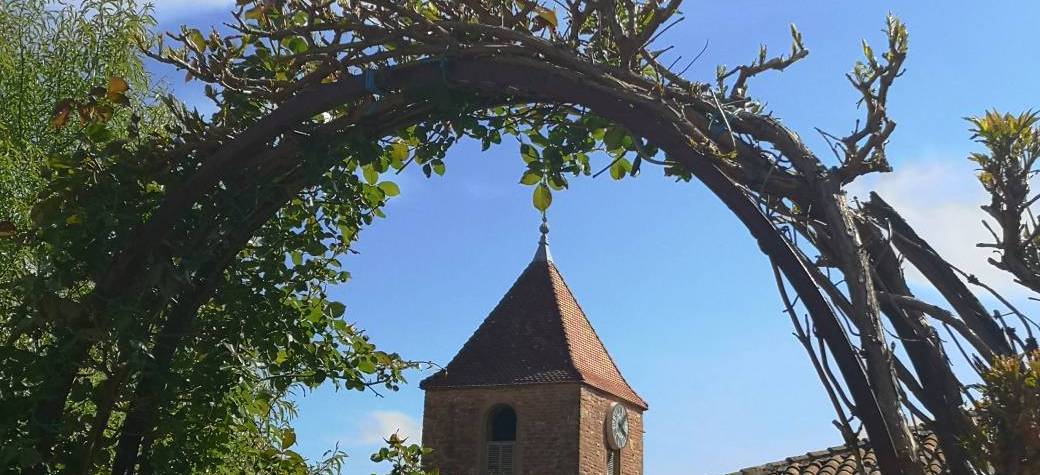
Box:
[422,383,644,474]
[578,385,645,475]
[422,383,582,474]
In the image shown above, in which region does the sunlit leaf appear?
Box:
[377,181,400,196]
[609,158,632,180]
[533,184,552,211]
[534,7,558,30]
[280,428,297,449]
[390,141,409,163]
[186,28,206,52]
[244,6,265,21]
[362,165,378,184]
[520,170,541,185]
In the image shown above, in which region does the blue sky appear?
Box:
[148,1,1040,473]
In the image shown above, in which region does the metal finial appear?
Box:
[533,212,553,262]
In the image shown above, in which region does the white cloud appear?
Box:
[355,410,422,445]
[847,160,1024,297]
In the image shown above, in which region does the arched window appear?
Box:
[485,405,516,475]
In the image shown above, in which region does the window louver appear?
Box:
[487,441,515,475]
[607,449,620,475]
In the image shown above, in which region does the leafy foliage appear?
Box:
[369,432,437,475]
[965,350,1040,473]
[0,0,156,285]
[966,110,1040,299]
[0,1,425,473]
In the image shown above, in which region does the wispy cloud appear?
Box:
[848,159,1024,296]
[355,410,422,445]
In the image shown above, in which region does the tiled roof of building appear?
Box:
[727,432,945,475]
[420,233,647,410]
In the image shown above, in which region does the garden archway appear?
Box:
[24,4,1007,475]
[98,58,897,472]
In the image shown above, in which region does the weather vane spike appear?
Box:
[534,211,553,262]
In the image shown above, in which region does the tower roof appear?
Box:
[420,228,647,409]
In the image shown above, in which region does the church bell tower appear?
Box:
[420,219,647,474]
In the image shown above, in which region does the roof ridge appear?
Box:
[547,261,647,409]
[542,261,583,381]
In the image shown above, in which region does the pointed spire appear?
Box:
[420,230,646,409]
[533,212,552,262]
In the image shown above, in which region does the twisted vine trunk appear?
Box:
[817,185,925,474]
[96,58,914,473]
[860,219,975,475]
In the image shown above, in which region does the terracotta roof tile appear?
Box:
[727,432,944,475]
[420,258,647,410]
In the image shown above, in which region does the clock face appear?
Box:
[605,403,629,450]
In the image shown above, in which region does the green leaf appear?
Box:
[520,170,542,185]
[431,160,445,176]
[186,29,206,52]
[604,126,626,151]
[621,133,635,151]
[290,251,303,266]
[329,302,346,317]
[362,184,385,204]
[548,175,567,190]
[529,132,549,147]
[520,143,538,163]
[377,181,400,196]
[358,358,376,374]
[83,122,111,142]
[609,158,632,180]
[861,40,875,63]
[307,304,322,323]
[281,428,297,450]
[362,165,378,184]
[532,184,552,211]
[244,6,265,21]
[390,141,409,163]
[284,37,308,54]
